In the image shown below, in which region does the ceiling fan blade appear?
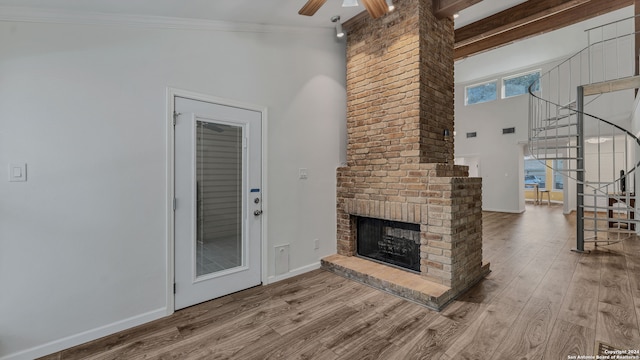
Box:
[298,0,328,16]
[361,0,388,18]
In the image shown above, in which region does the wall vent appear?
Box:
[502,127,515,134]
[466,132,477,138]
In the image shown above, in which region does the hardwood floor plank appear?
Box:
[556,251,602,329]
[343,285,397,311]
[144,325,278,360]
[369,300,437,347]
[455,278,502,305]
[317,297,426,355]
[37,354,60,360]
[440,299,488,325]
[385,300,492,359]
[544,319,595,358]
[175,298,293,339]
[493,245,559,309]
[266,287,362,336]
[530,244,580,305]
[595,302,640,350]
[443,302,521,359]
[485,245,542,287]
[493,297,554,360]
[599,243,634,309]
[81,327,181,360]
[334,336,394,360]
[278,340,339,360]
[137,306,283,359]
[235,306,357,360]
[314,303,388,351]
[622,238,640,333]
[385,315,461,360]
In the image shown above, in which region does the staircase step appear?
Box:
[540,109,576,122]
[530,135,578,141]
[582,218,638,224]
[583,228,637,234]
[578,192,622,198]
[528,156,580,160]
[581,205,637,213]
[541,114,573,122]
[532,123,577,131]
[529,145,580,150]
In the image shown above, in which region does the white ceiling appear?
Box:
[454,0,527,28]
[0,0,631,83]
[0,0,525,29]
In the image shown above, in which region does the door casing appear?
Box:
[166,87,268,315]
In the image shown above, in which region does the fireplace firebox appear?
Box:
[356,217,420,272]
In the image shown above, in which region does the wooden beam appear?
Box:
[454,0,633,60]
[455,0,592,47]
[433,0,483,19]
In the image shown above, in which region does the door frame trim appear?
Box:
[166,87,268,314]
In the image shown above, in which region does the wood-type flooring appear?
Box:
[40,205,640,359]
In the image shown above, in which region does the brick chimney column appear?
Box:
[335,0,489,293]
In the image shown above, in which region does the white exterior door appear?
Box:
[174,96,262,310]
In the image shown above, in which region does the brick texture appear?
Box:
[335,0,489,295]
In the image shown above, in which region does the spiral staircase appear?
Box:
[528,15,640,252]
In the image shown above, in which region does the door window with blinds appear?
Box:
[196,120,243,277]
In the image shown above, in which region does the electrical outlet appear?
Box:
[274,244,290,275]
[314,239,320,250]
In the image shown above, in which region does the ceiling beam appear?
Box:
[433,0,483,19]
[454,0,633,60]
[455,0,592,47]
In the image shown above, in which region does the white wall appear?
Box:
[455,81,528,213]
[0,16,347,359]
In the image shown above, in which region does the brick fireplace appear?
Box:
[321,0,489,310]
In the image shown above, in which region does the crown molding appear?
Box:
[0,6,327,34]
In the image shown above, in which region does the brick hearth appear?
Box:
[321,0,489,310]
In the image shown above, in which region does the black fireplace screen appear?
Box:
[357,217,420,272]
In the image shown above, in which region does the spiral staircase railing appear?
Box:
[528,14,640,252]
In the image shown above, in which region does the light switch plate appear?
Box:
[299,168,308,179]
[9,163,27,182]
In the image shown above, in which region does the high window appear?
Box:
[524,158,546,189]
[502,70,540,98]
[465,80,497,106]
[553,159,564,190]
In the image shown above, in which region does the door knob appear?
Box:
[254,210,263,216]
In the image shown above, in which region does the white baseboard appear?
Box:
[1,308,167,360]
[265,262,321,285]
[483,207,525,214]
